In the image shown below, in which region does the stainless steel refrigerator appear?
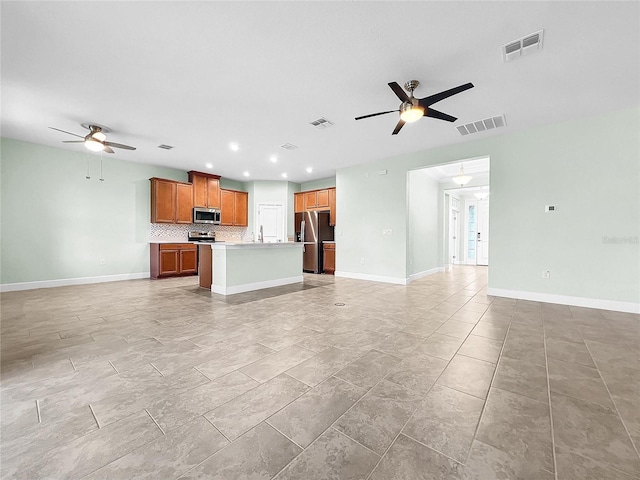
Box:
[295,210,334,273]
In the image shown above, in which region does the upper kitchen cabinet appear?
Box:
[188,171,221,209]
[297,187,336,225]
[328,187,336,226]
[220,189,248,226]
[150,177,193,224]
[294,193,305,213]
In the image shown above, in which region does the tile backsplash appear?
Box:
[149,223,250,242]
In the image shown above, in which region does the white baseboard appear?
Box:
[0,272,151,293]
[212,275,303,295]
[487,288,640,314]
[334,271,408,285]
[408,267,445,283]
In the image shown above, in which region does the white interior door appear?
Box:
[476,199,489,266]
[449,207,459,264]
[257,204,284,243]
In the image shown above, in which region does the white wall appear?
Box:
[336,107,640,309]
[407,170,441,276]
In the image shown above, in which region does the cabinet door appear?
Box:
[180,248,198,274]
[151,178,176,223]
[304,191,317,209]
[316,189,329,208]
[192,175,207,207]
[207,178,221,209]
[159,250,179,275]
[294,193,305,213]
[234,191,248,226]
[323,244,335,275]
[328,188,336,226]
[220,189,235,225]
[176,183,194,224]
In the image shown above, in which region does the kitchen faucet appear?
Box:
[258,225,264,243]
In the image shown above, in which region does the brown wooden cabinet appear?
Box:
[150,243,198,279]
[220,189,248,226]
[150,178,193,224]
[323,242,335,275]
[328,187,336,226]
[188,171,221,209]
[296,187,337,225]
[294,193,305,213]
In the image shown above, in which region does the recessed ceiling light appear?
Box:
[306,167,313,173]
[281,173,288,178]
[229,142,239,152]
[205,163,213,169]
[243,171,250,177]
[269,155,278,163]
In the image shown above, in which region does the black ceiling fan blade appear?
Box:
[425,108,457,123]
[62,140,85,143]
[419,83,474,107]
[49,126,84,138]
[104,141,136,151]
[103,145,115,154]
[392,119,406,135]
[388,82,409,102]
[355,110,399,121]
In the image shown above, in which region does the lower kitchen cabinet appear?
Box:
[150,243,198,279]
[323,242,335,275]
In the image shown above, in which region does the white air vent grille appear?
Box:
[502,30,544,62]
[456,115,507,136]
[309,117,334,129]
[280,143,298,150]
[158,144,174,150]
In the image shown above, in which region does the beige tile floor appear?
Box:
[1,266,639,479]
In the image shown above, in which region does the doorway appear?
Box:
[256,204,285,243]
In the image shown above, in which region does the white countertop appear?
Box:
[212,242,302,249]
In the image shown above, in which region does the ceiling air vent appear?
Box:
[309,117,334,129]
[158,144,174,150]
[280,143,298,150]
[502,30,544,62]
[456,115,506,136]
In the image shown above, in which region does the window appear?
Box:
[467,204,476,260]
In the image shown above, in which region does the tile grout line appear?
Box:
[401,431,465,466]
[265,420,305,451]
[69,357,77,371]
[462,301,517,465]
[35,399,41,423]
[88,404,101,429]
[541,315,559,480]
[203,415,232,444]
[581,337,640,460]
[144,408,166,435]
[149,363,165,377]
[330,425,381,458]
[193,366,213,381]
[108,360,119,374]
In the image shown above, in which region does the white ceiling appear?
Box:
[1,2,638,183]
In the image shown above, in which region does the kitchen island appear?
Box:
[196,242,303,295]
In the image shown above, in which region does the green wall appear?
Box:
[0,138,188,285]
[300,177,336,191]
[407,170,441,276]
[337,107,640,305]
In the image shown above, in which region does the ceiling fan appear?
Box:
[355,80,474,135]
[49,123,136,153]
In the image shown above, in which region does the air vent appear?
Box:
[280,143,298,150]
[456,115,507,136]
[309,117,334,129]
[158,144,174,150]
[502,30,544,62]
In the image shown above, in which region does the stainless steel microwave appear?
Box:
[193,207,221,224]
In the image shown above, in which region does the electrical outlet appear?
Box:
[100,259,106,266]
[542,270,550,279]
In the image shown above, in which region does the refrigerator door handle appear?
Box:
[301,220,305,244]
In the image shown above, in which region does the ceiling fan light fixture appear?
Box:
[84,138,104,152]
[400,103,424,123]
[91,132,106,142]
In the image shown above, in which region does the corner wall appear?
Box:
[336,107,640,310]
